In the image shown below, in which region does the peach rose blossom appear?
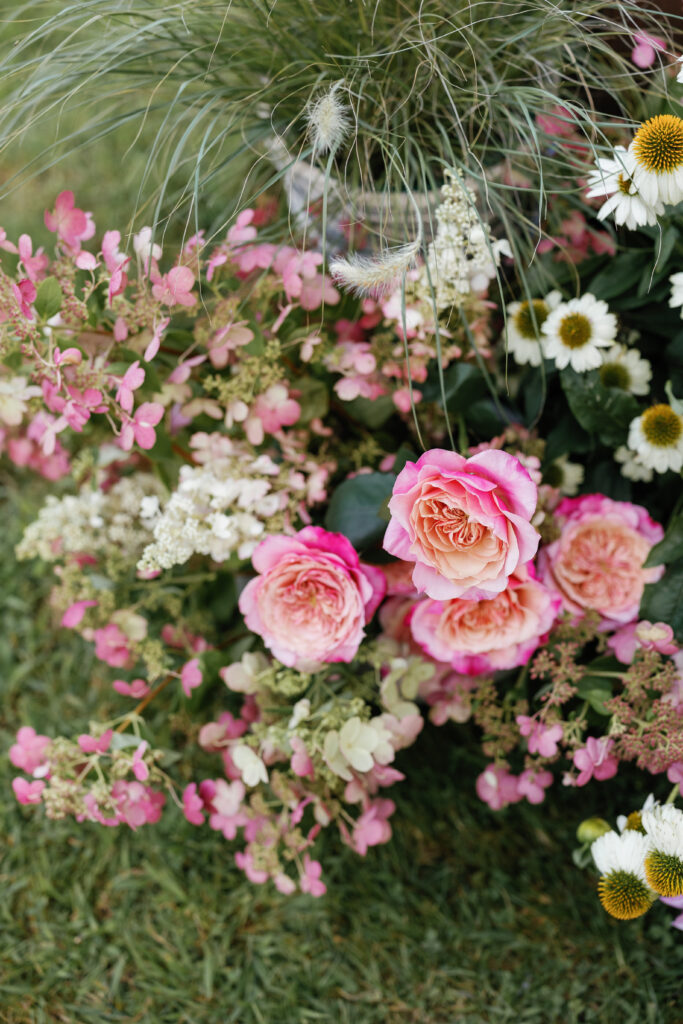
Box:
[238,526,385,668]
[384,448,540,600]
[409,566,561,675]
[537,494,664,626]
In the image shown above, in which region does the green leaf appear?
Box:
[645,511,683,568]
[575,674,613,715]
[34,276,63,319]
[639,557,683,641]
[392,444,416,475]
[296,376,329,424]
[325,472,396,550]
[421,362,487,410]
[343,394,395,428]
[3,349,23,371]
[588,251,646,302]
[560,369,639,447]
[544,412,592,461]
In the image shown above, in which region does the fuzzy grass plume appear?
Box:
[330,238,421,298]
[306,83,351,156]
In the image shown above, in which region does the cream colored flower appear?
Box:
[232,745,268,787]
[0,376,41,426]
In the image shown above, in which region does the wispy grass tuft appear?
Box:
[1,0,680,269]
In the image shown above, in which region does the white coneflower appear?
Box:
[585,145,663,229]
[630,115,683,207]
[541,293,617,372]
[617,793,657,834]
[598,344,652,396]
[668,272,683,318]
[642,804,683,897]
[614,445,654,483]
[591,829,656,920]
[306,84,350,156]
[628,403,683,474]
[329,238,421,299]
[504,290,561,367]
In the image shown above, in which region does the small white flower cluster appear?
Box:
[16,473,165,564]
[137,444,313,573]
[420,171,512,310]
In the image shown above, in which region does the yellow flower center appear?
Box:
[640,404,683,448]
[599,362,630,390]
[513,299,548,340]
[623,810,645,833]
[598,870,655,920]
[632,115,683,174]
[645,850,683,897]
[558,312,592,349]
[617,173,633,195]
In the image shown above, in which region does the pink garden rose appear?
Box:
[409,566,560,675]
[537,495,664,626]
[238,526,385,668]
[384,448,540,600]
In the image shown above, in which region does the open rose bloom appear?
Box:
[384,448,540,600]
[410,565,561,675]
[238,526,385,668]
[538,495,664,626]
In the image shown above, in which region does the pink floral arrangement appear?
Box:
[4,165,683,918]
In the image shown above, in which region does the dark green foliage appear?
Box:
[325,472,395,551]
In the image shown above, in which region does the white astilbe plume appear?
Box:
[306,84,350,156]
[329,238,421,299]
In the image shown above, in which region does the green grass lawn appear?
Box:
[2,482,683,1024]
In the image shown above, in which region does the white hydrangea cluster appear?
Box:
[137,447,311,573]
[419,170,512,310]
[16,473,165,563]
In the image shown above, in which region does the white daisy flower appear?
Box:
[591,829,656,920]
[614,445,654,483]
[585,145,663,229]
[541,293,617,372]
[504,290,561,366]
[628,403,683,474]
[677,55,683,85]
[544,454,584,496]
[642,804,683,897]
[630,115,683,207]
[598,344,652,396]
[668,272,683,318]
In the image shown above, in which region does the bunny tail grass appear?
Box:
[330,238,421,299]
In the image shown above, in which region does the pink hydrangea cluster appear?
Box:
[10,726,165,827]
